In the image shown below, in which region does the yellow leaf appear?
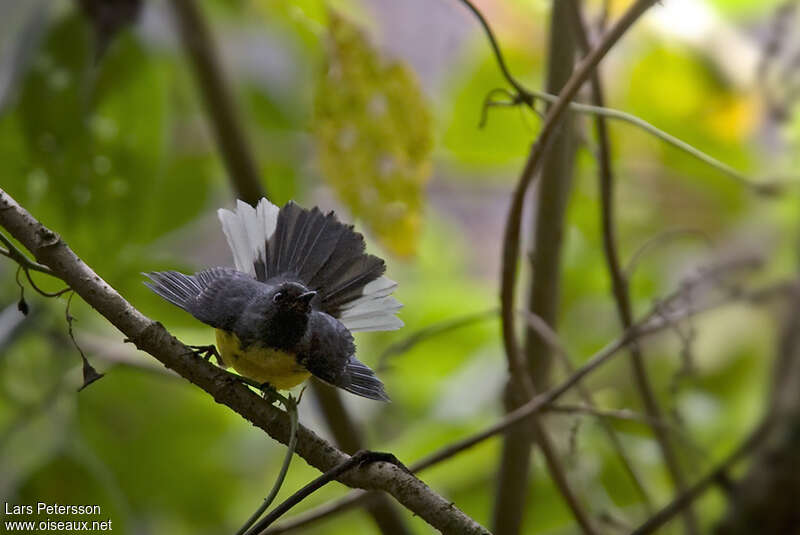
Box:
[313,12,433,258]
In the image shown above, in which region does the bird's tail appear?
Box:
[341,356,390,402]
[217,199,403,333]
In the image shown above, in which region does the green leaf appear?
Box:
[0,12,215,292]
[312,12,433,257]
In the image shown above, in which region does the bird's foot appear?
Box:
[257,381,282,403]
[186,344,225,367]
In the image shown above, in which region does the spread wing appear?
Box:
[218,199,402,332]
[144,268,264,330]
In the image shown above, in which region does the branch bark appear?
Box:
[310,380,411,535]
[0,189,488,535]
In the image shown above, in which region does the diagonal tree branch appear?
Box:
[0,189,488,535]
[523,307,654,511]
[632,418,773,535]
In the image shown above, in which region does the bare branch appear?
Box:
[249,452,409,535]
[624,229,714,281]
[522,309,654,510]
[631,419,773,535]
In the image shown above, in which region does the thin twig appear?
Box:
[624,229,714,281]
[544,403,703,457]
[263,491,371,534]
[522,309,654,510]
[454,0,534,103]
[546,403,658,425]
[0,231,56,275]
[22,266,71,297]
[2,231,71,297]
[377,308,498,370]
[247,452,410,535]
[542,96,782,195]
[66,292,105,390]
[456,0,781,195]
[479,88,525,128]
[237,395,300,535]
[631,418,773,535]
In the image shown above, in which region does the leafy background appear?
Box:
[1,0,799,533]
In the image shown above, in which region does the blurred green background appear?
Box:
[1,0,799,533]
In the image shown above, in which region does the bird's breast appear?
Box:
[215,329,310,390]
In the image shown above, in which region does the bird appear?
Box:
[143,198,403,401]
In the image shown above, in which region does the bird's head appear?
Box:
[268,282,317,316]
[252,281,317,349]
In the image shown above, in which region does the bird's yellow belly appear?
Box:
[215,329,310,390]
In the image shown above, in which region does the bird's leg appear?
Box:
[213,369,291,408]
[186,344,225,367]
[257,382,283,404]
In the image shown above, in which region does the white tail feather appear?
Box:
[343,316,404,332]
[217,198,279,277]
[338,276,403,332]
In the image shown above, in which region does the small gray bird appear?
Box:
[144,198,402,401]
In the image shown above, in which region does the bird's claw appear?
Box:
[186,344,225,367]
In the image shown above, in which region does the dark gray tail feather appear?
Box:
[342,356,390,402]
[143,271,203,311]
[263,202,386,317]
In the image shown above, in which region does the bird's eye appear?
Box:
[272,291,285,303]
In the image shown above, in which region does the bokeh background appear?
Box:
[1,0,799,533]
